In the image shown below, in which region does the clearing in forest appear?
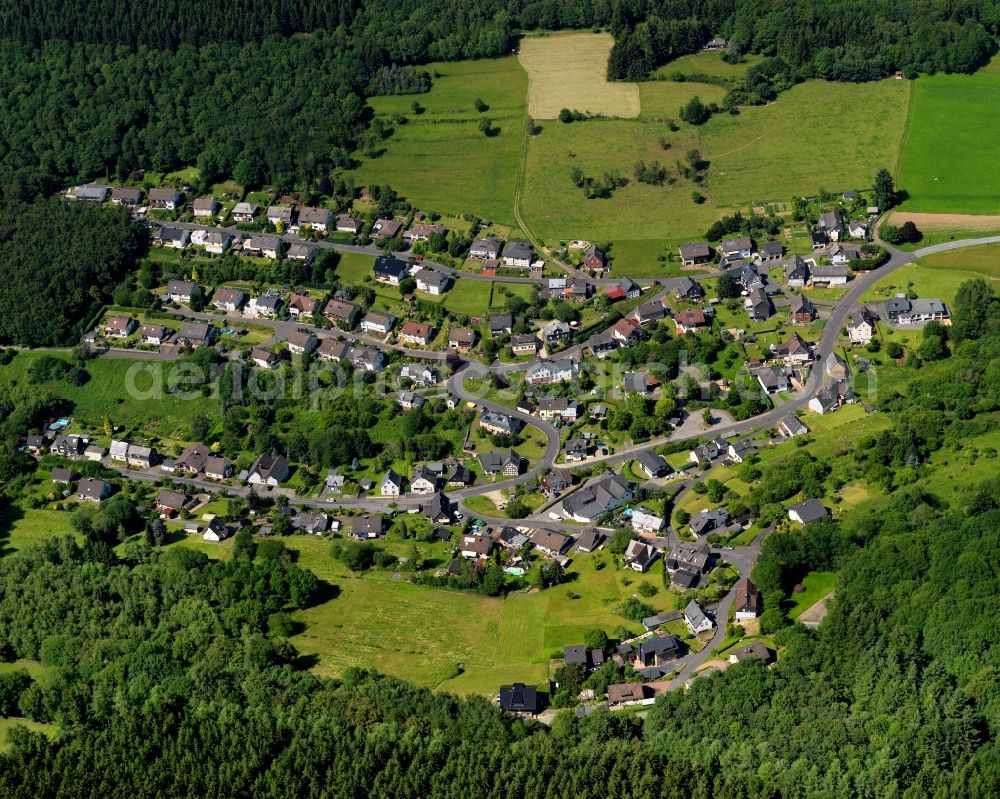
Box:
[519,32,640,119]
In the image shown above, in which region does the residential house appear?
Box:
[479,411,519,437]
[399,321,433,346]
[349,514,385,540]
[690,507,729,536]
[778,414,808,438]
[371,218,403,240]
[848,307,878,344]
[111,187,142,206]
[885,296,949,324]
[818,209,845,241]
[192,197,219,217]
[733,578,761,621]
[720,236,754,261]
[770,333,812,365]
[297,206,330,230]
[81,443,104,461]
[175,321,213,348]
[689,438,727,466]
[231,202,260,222]
[373,254,409,286]
[50,467,74,484]
[109,440,130,462]
[563,472,633,523]
[758,240,783,262]
[409,466,439,496]
[213,287,247,312]
[618,277,642,300]
[784,255,809,287]
[607,683,655,708]
[848,220,869,239]
[501,240,532,268]
[623,371,659,395]
[127,445,156,468]
[635,634,682,668]
[673,276,704,300]
[415,268,450,295]
[460,533,493,559]
[498,683,541,716]
[788,498,828,525]
[825,352,849,381]
[574,529,602,553]
[588,329,618,358]
[291,512,330,535]
[624,539,658,572]
[684,600,714,634]
[478,449,522,479]
[537,397,581,422]
[323,299,360,327]
[75,184,108,202]
[287,330,317,355]
[674,308,708,333]
[510,333,539,356]
[632,298,667,325]
[563,438,590,462]
[266,206,293,226]
[139,325,171,347]
[729,641,772,664]
[666,542,711,576]
[809,380,854,414]
[448,327,476,351]
[245,294,282,319]
[636,450,670,479]
[789,293,816,324]
[380,469,403,496]
[525,358,578,385]
[399,364,438,387]
[470,237,502,260]
[611,319,642,345]
[542,319,571,344]
[631,506,665,533]
[829,243,861,266]
[245,235,283,259]
[201,518,229,542]
[174,443,211,474]
[157,227,189,249]
[445,462,472,487]
[403,222,446,242]
[335,215,362,234]
[678,242,711,266]
[204,457,232,480]
[166,279,198,303]
[531,529,570,557]
[149,188,180,209]
[252,348,278,370]
[286,244,314,263]
[77,477,112,502]
[744,287,772,321]
[563,278,590,303]
[155,489,189,516]
[729,261,764,292]
[24,435,48,455]
[361,310,397,336]
[104,315,137,337]
[727,438,756,463]
[580,245,607,272]
[810,264,850,286]
[287,291,318,318]
[396,391,425,411]
[424,492,452,525]
[247,453,289,486]
[349,346,384,372]
[811,231,828,249]
[755,366,789,394]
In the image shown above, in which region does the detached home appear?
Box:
[678,242,711,266]
[247,453,289,486]
[111,187,142,206]
[149,188,180,209]
[373,254,409,286]
[232,202,260,222]
[213,287,247,312]
[399,321,433,346]
[501,240,532,268]
[266,206,294,226]
[470,237,502,260]
[192,197,219,217]
[297,206,331,230]
[361,310,396,336]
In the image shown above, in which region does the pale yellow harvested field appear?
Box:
[519,32,640,119]
[886,210,1000,230]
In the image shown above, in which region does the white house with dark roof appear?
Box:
[502,240,532,268]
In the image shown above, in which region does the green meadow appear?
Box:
[897,58,1000,214]
[347,57,528,225]
[861,243,1000,304]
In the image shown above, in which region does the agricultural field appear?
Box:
[521,78,909,277]
[346,57,528,225]
[519,32,640,119]
[861,244,1000,305]
[897,57,1000,214]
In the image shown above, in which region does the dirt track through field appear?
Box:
[887,211,1000,230]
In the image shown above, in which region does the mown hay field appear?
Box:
[519,32,640,119]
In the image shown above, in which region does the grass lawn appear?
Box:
[346,57,527,225]
[0,718,58,751]
[652,52,765,81]
[897,58,1000,214]
[333,252,375,283]
[861,247,1000,305]
[521,78,909,277]
[519,32,640,119]
[1,509,79,554]
[788,571,837,619]
[637,81,726,119]
[443,280,493,317]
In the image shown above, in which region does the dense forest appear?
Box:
[0,199,143,347]
[0,283,998,796]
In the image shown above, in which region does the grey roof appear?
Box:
[374,255,409,280]
[637,450,668,475]
[789,498,828,524]
[684,600,711,629]
[502,240,532,261]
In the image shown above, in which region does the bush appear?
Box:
[621,596,656,622]
[680,96,710,125]
[637,582,658,597]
